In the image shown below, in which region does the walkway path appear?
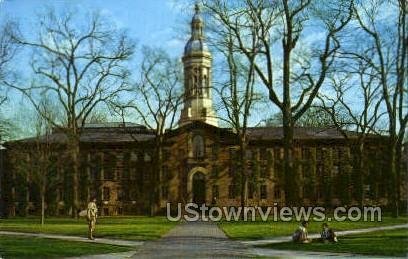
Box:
[0,230,143,247]
[133,220,252,258]
[1,223,407,258]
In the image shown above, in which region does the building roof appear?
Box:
[5,121,385,147]
[246,126,354,141]
[6,123,156,146]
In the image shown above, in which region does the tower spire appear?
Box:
[179,4,218,127]
[191,3,204,40]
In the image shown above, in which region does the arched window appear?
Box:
[203,75,208,97]
[193,135,205,158]
[193,67,200,95]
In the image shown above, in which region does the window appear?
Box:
[229,147,236,159]
[161,185,168,199]
[211,165,219,179]
[212,145,219,160]
[302,148,309,159]
[332,165,339,177]
[260,148,267,160]
[162,166,169,181]
[130,151,138,162]
[193,135,205,158]
[274,186,281,199]
[90,153,101,180]
[336,148,343,160]
[203,75,208,95]
[245,149,253,159]
[201,108,207,117]
[117,188,123,201]
[260,185,267,199]
[103,153,116,180]
[144,152,152,162]
[229,148,237,176]
[317,164,323,177]
[130,168,137,180]
[212,185,219,200]
[317,148,324,161]
[248,183,255,199]
[103,208,109,216]
[58,188,64,201]
[260,165,268,178]
[274,148,282,160]
[228,185,236,199]
[163,149,170,161]
[103,187,110,201]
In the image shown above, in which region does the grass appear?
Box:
[219,216,408,240]
[0,216,177,241]
[0,235,131,258]
[259,229,408,257]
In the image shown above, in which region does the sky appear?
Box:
[0,0,192,55]
[1,0,398,139]
[0,0,276,137]
[0,0,202,137]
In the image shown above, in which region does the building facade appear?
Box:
[1,6,404,217]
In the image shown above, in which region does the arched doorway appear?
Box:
[192,172,206,205]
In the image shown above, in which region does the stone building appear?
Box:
[0,5,401,217]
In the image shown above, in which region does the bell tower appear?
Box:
[179,4,218,127]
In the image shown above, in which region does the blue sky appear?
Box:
[0,0,190,54]
[0,0,204,137]
[0,0,275,135]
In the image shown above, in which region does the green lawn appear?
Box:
[0,216,177,241]
[259,229,408,257]
[0,236,131,258]
[219,216,408,240]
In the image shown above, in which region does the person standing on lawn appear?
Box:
[87,197,98,240]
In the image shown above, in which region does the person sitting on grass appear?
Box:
[292,220,311,243]
[321,223,338,243]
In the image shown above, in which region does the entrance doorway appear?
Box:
[192,172,206,205]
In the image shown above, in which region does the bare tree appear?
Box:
[318,58,383,207]
[208,22,260,209]
[33,98,58,225]
[0,20,19,142]
[5,9,135,217]
[113,47,183,215]
[340,0,407,216]
[203,0,353,205]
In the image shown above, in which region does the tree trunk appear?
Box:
[70,137,80,219]
[283,122,296,206]
[41,192,45,226]
[239,137,248,216]
[395,140,402,215]
[356,141,365,208]
[389,139,399,217]
[150,137,163,216]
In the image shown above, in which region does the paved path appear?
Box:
[0,230,144,247]
[133,220,252,258]
[1,223,407,258]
